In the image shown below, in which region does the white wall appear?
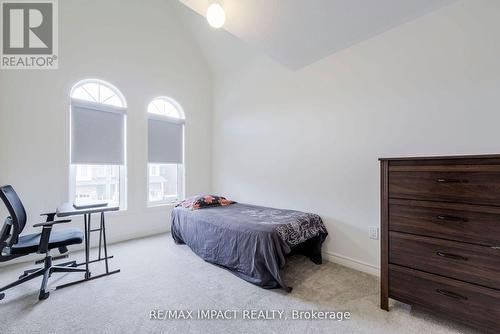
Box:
[211,0,500,273]
[0,0,212,259]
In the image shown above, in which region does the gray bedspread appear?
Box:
[171,203,328,291]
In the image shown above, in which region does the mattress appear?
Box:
[171,203,328,291]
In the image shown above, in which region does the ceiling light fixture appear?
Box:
[206,1,226,29]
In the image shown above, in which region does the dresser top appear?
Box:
[379,154,500,161]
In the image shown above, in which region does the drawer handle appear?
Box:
[436,215,468,222]
[436,289,468,301]
[436,251,468,261]
[436,178,469,183]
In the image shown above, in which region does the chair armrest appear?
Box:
[40,212,57,217]
[34,219,71,254]
[40,212,57,221]
[33,219,71,228]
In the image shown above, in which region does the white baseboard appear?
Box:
[322,251,380,277]
[0,229,168,268]
[2,233,381,280]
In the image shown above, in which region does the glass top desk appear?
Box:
[55,203,120,289]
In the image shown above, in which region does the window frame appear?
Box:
[146,97,185,207]
[69,79,128,210]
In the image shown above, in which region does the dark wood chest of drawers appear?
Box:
[380,155,500,333]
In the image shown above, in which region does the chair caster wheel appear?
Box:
[85,272,92,279]
[0,293,5,300]
[39,291,50,300]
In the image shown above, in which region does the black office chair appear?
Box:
[0,185,85,300]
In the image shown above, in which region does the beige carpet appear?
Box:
[0,233,478,334]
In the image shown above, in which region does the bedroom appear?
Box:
[0,0,499,333]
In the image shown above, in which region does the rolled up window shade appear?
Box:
[148,118,183,164]
[71,103,126,164]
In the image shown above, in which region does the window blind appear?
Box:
[148,117,183,164]
[70,102,126,164]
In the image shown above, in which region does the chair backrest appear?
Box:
[0,185,27,241]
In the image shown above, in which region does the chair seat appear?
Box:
[11,228,84,255]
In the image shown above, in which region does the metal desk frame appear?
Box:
[55,203,120,289]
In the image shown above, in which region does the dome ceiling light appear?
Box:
[206,1,226,29]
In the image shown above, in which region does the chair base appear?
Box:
[18,260,77,280]
[0,254,85,301]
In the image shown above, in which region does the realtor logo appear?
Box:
[1,0,58,69]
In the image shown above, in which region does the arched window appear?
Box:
[69,79,127,208]
[71,79,126,108]
[147,97,183,119]
[147,97,185,205]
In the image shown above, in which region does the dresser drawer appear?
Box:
[388,165,500,206]
[389,264,500,333]
[389,199,500,246]
[389,231,500,289]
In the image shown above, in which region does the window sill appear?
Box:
[105,208,128,217]
[147,202,177,209]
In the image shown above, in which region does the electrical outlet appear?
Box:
[369,227,379,240]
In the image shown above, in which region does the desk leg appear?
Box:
[98,214,103,261]
[101,212,110,274]
[84,213,91,280]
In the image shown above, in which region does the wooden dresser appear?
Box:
[380,155,500,333]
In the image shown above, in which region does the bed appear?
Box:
[171,202,328,291]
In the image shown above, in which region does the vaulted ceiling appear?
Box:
[176,0,455,70]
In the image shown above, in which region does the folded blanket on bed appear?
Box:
[171,203,328,291]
